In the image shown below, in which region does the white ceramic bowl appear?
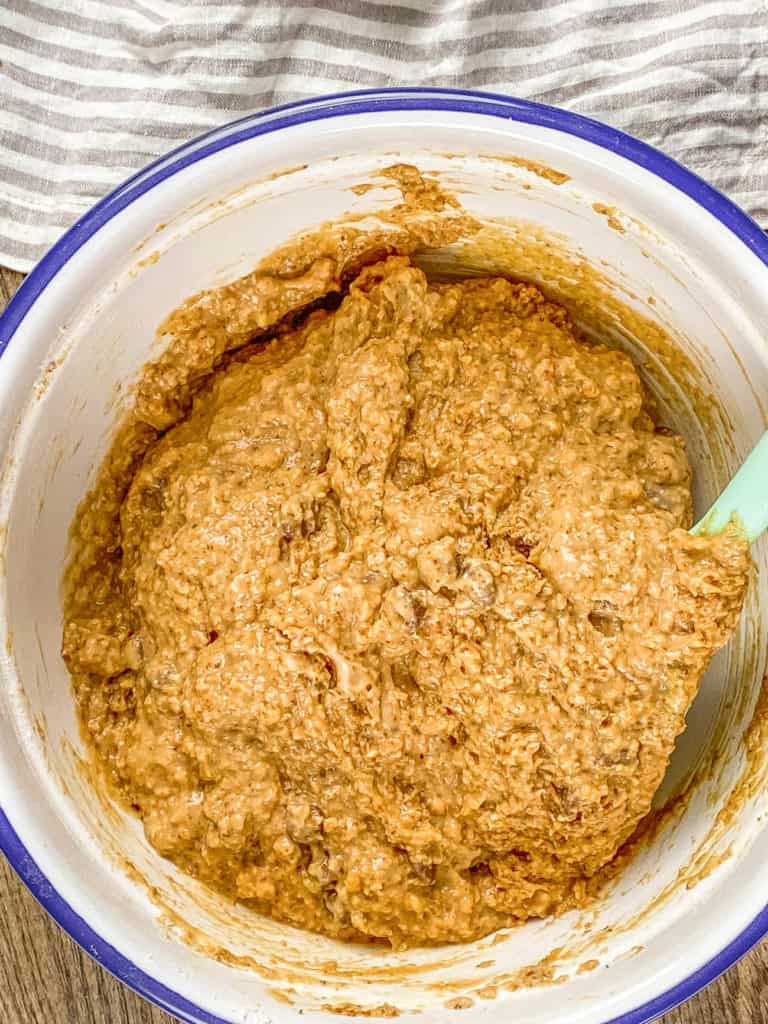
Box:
[1,89,767,1024]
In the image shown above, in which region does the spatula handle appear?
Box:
[691,431,768,542]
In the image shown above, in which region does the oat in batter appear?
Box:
[63,253,749,948]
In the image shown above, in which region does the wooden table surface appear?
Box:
[1,263,767,1024]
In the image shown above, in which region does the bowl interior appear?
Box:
[1,103,767,1024]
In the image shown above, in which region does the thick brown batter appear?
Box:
[63,252,749,949]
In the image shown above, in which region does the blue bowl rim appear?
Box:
[1,86,767,1024]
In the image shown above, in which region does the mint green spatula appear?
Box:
[691,432,768,542]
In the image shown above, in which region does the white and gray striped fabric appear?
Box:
[1,0,766,272]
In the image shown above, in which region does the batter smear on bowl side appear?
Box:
[62,237,749,949]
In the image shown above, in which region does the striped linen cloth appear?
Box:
[0,0,766,272]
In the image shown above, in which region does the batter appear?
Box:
[62,252,749,949]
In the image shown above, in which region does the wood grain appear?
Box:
[0,266,25,307]
[1,264,767,1024]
